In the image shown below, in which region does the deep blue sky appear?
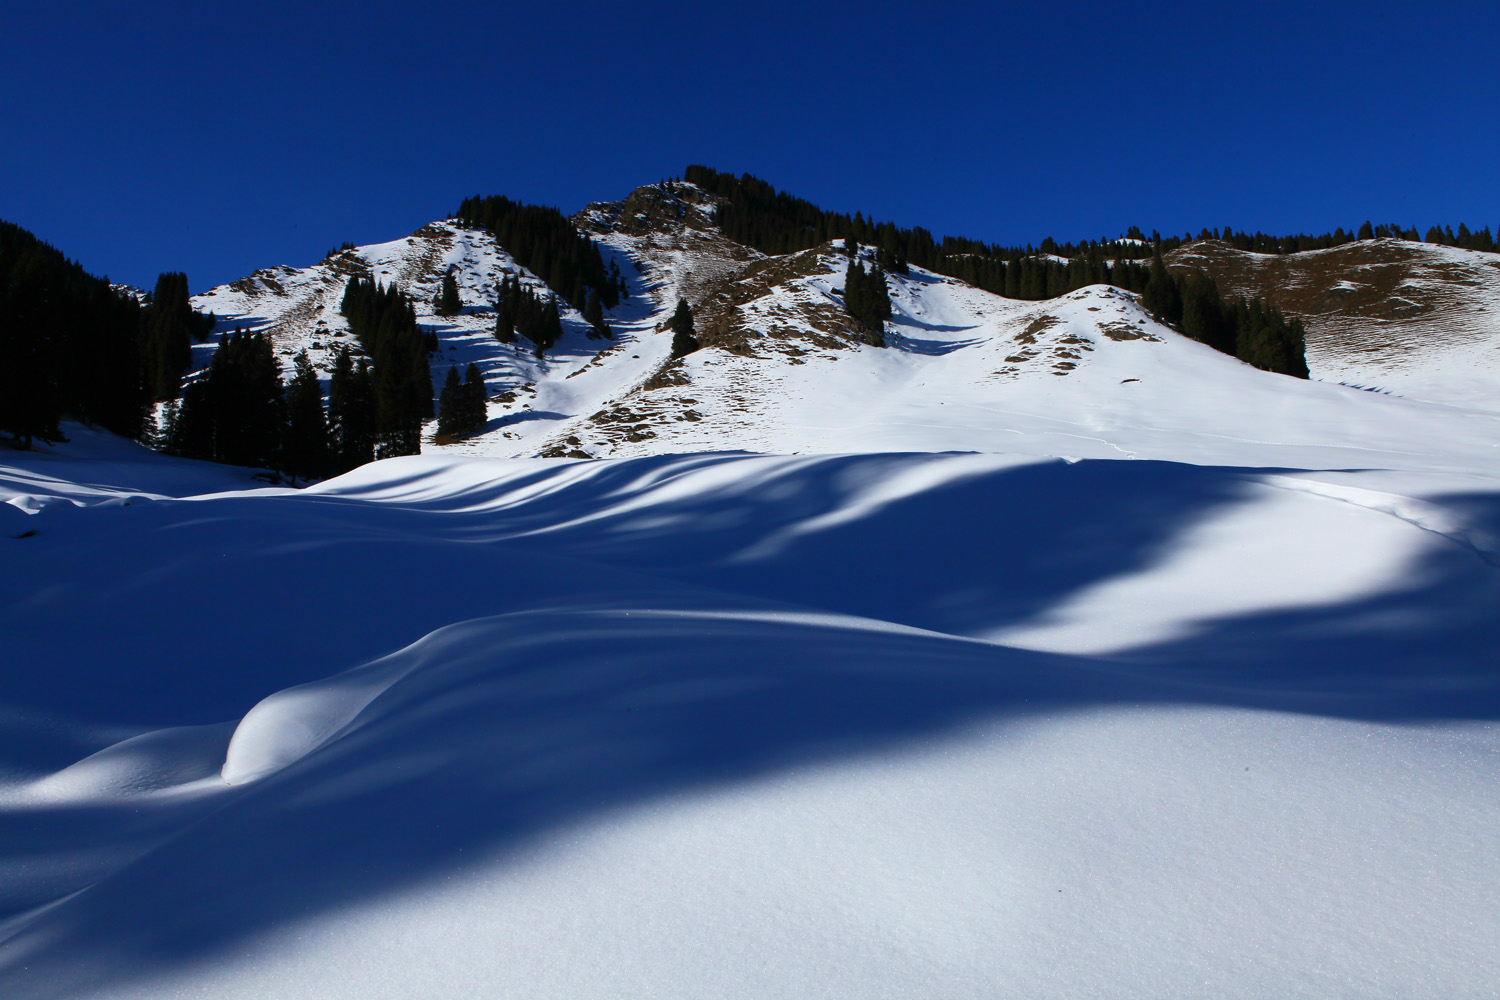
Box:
[5,1,1498,292]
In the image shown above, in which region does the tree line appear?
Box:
[1,220,221,449]
[165,275,439,477]
[1141,251,1308,378]
[455,194,623,312]
[163,333,416,484]
[684,164,1500,272]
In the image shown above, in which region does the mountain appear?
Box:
[3,177,1499,999]
[183,180,1500,472]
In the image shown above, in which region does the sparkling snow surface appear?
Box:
[2,223,1499,998]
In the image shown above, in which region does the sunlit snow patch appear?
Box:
[987,476,1439,654]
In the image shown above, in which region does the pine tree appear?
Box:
[494,277,516,343]
[1358,220,1374,240]
[327,344,376,472]
[339,355,377,472]
[143,272,195,400]
[169,329,285,468]
[1142,249,1182,325]
[341,276,432,457]
[437,365,463,437]
[462,364,486,433]
[842,257,890,345]
[167,377,213,459]
[669,298,699,358]
[434,271,461,317]
[283,350,329,484]
[454,194,617,309]
[845,258,867,320]
[327,345,353,466]
[531,297,564,359]
[1,221,152,446]
[1179,273,1234,355]
[585,290,610,339]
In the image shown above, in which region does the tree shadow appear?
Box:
[484,409,573,431]
[893,334,986,355]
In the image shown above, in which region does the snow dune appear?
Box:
[1,428,1497,998]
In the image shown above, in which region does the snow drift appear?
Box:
[1,432,1498,998]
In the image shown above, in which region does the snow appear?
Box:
[2,213,1498,998]
[1171,238,1500,413]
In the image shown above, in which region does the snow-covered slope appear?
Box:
[1169,237,1500,409]
[6,182,1498,998]
[566,245,1500,473]
[187,196,1500,476]
[1,440,1497,999]
[188,219,661,458]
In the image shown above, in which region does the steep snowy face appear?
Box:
[1167,238,1500,408]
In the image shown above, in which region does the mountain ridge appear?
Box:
[166,179,1498,474]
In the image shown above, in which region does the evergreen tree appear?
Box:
[1142,249,1182,325]
[168,377,213,460]
[462,363,487,433]
[1232,299,1310,378]
[327,345,376,472]
[142,273,195,401]
[532,297,564,359]
[494,277,517,343]
[340,276,432,458]
[494,274,570,356]
[584,290,610,339]
[1178,273,1234,355]
[283,350,329,484]
[868,263,891,324]
[669,298,700,358]
[0,223,152,445]
[169,329,285,468]
[437,365,463,437]
[842,256,891,345]
[437,363,488,438]
[434,271,462,317]
[1358,220,1375,240]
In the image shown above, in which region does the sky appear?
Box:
[4,0,1499,292]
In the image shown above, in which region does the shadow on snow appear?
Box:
[0,453,1496,993]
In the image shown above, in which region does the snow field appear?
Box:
[1,438,1497,998]
[3,205,1499,997]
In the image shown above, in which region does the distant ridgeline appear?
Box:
[455,195,624,312]
[0,220,215,449]
[685,166,1327,377]
[687,167,1496,263]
